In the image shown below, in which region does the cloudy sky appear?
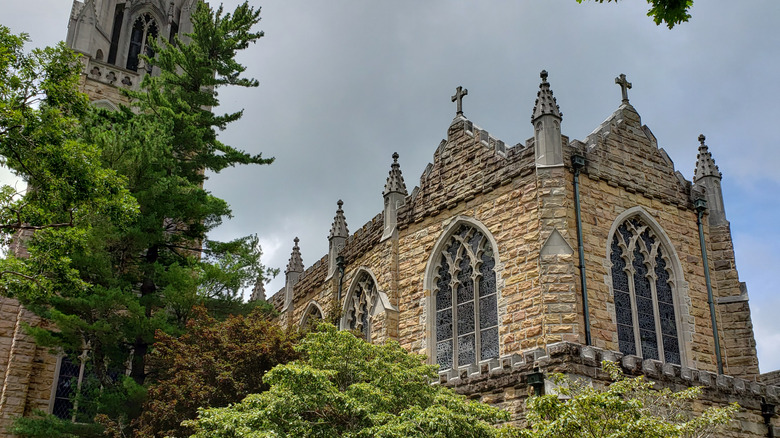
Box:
[4,0,779,372]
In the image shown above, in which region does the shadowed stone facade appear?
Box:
[269,72,778,435]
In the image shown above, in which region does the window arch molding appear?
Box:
[300,300,325,327]
[605,206,692,367]
[424,216,504,371]
[340,268,383,340]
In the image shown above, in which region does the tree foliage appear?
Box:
[1,1,274,435]
[576,0,693,29]
[126,306,300,438]
[514,361,738,438]
[187,323,513,438]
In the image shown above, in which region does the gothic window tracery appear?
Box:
[126,13,158,72]
[434,224,499,371]
[610,217,681,364]
[345,272,377,341]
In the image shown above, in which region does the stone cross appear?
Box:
[615,73,632,103]
[451,86,468,116]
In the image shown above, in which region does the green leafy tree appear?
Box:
[515,361,738,438]
[2,1,274,435]
[129,306,300,438]
[187,323,513,438]
[0,26,136,300]
[576,0,693,29]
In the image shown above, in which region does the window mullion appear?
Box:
[627,242,642,358]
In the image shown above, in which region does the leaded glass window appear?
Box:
[435,224,499,370]
[126,13,158,72]
[301,303,324,328]
[345,272,377,341]
[609,217,681,364]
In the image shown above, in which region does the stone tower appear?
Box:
[66,0,198,107]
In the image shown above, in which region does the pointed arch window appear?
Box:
[434,224,499,371]
[126,13,158,72]
[344,272,377,340]
[610,217,681,364]
[301,302,324,328]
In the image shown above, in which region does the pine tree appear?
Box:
[1,2,273,435]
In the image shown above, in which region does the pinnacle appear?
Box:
[329,200,349,240]
[286,236,304,274]
[694,134,722,181]
[250,276,266,301]
[532,69,562,122]
[384,152,408,197]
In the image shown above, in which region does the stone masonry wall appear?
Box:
[0,298,58,434]
[708,222,760,379]
[395,118,545,360]
[566,102,758,377]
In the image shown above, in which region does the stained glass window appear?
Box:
[126,14,158,72]
[434,224,499,370]
[609,216,681,364]
[346,272,376,341]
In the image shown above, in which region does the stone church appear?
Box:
[0,0,776,436]
[262,74,780,434]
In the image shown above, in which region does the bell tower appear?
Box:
[65,0,197,106]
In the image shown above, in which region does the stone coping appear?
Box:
[436,341,780,403]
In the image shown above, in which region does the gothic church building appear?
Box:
[265,72,779,434]
[0,0,776,436]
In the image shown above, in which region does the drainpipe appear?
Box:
[762,398,775,438]
[694,198,723,375]
[572,154,591,346]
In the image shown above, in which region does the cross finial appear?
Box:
[615,73,632,103]
[451,86,468,116]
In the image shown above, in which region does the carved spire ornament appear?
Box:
[286,237,304,274]
[694,134,722,181]
[329,200,349,240]
[383,152,408,197]
[532,70,562,121]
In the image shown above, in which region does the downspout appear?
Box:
[572,154,591,346]
[694,198,723,375]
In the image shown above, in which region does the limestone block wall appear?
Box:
[565,101,759,377]
[395,119,544,360]
[0,298,58,434]
[708,223,760,379]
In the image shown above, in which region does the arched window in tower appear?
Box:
[610,217,681,364]
[344,271,377,340]
[434,224,499,371]
[126,13,158,72]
